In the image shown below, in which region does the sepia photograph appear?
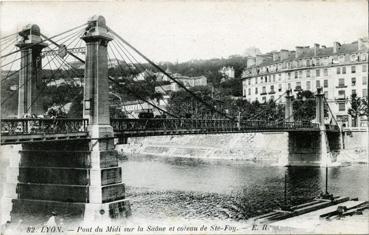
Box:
[0,0,368,234]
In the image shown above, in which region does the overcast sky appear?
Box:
[1,0,368,62]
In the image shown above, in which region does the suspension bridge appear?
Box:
[0,15,341,221]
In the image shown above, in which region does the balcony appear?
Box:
[336,84,348,88]
[268,91,276,94]
[260,92,267,96]
[294,86,302,92]
[336,95,346,101]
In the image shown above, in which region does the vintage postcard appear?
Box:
[0,0,368,234]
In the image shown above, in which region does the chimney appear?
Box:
[272,52,280,61]
[295,46,304,58]
[256,55,264,66]
[247,57,256,67]
[280,49,289,60]
[333,41,341,53]
[314,43,320,57]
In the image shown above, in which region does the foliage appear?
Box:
[167,85,284,121]
[292,90,316,121]
[218,78,242,97]
[161,55,248,87]
[348,94,368,125]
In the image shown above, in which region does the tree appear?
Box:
[293,90,316,121]
[348,94,368,126]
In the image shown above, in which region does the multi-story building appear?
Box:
[219,66,235,82]
[155,74,207,94]
[241,38,369,127]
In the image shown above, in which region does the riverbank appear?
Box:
[117,132,368,165]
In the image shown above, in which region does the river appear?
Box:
[122,155,368,222]
[0,149,367,226]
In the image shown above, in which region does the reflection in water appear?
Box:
[0,153,367,225]
[122,155,368,222]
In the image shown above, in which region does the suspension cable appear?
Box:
[110,40,176,116]
[324,96,339,125]
[245,90,287,121]
[107,27,234,121]
[1,23,87,59]
[107,44,179,118]
[25,34,83,112]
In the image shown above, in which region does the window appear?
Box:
[272,75,276,82]
[363,89,368,97]
[351,77,356,86]
[324,68,328,76]
[270,85,275,93]
[352,89,356,95]
[265,77,267,83]
[306,81,311,90]
[270,96,274,101]
[316,69,320,77]
[338,78,345,87]
[278,84,282,92]
[288,83,291,89]
[255,87,258,94]
[295,82,301,90]
[338,103,345,111]
[306,70,311,77]
[337,67,341,74]
[316,80,321,88]
[363,64,367,72]
[338,90,346,99]
[342,67,346,74]
[248,79,251,85]
[262,97,266,102]
[248,88,251,95]
[278,73,281,81]
[294,71,298,79]
[351,66,356,73]
[363,76,368,85]
[288,72,291,80]
[262,86,266,94]
[299,70,302,78]
[324,79,328,88]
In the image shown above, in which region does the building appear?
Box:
[120,99,166,118]
[219,66,235,82]
[241,38,369,127]
[155,74,207,94]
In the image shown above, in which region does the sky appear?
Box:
[0,0,368,63]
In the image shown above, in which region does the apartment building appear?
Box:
[241,38,369,127]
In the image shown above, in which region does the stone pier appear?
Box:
[287,88,341,166]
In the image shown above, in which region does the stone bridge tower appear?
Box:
[2,17,130,225]
[16,24,47,117]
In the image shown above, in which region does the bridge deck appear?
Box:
[0,118,339,145]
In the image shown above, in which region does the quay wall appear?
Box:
[118,132,368,165]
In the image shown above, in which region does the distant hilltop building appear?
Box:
[219,66,235,83]
[241,37,369,127]
[155,73,207,94]
[120,99,166,118]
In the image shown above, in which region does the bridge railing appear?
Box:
[239,120,319,130]
[111,118,238,132]
[1,118,89,136]
[111,118,320,132]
